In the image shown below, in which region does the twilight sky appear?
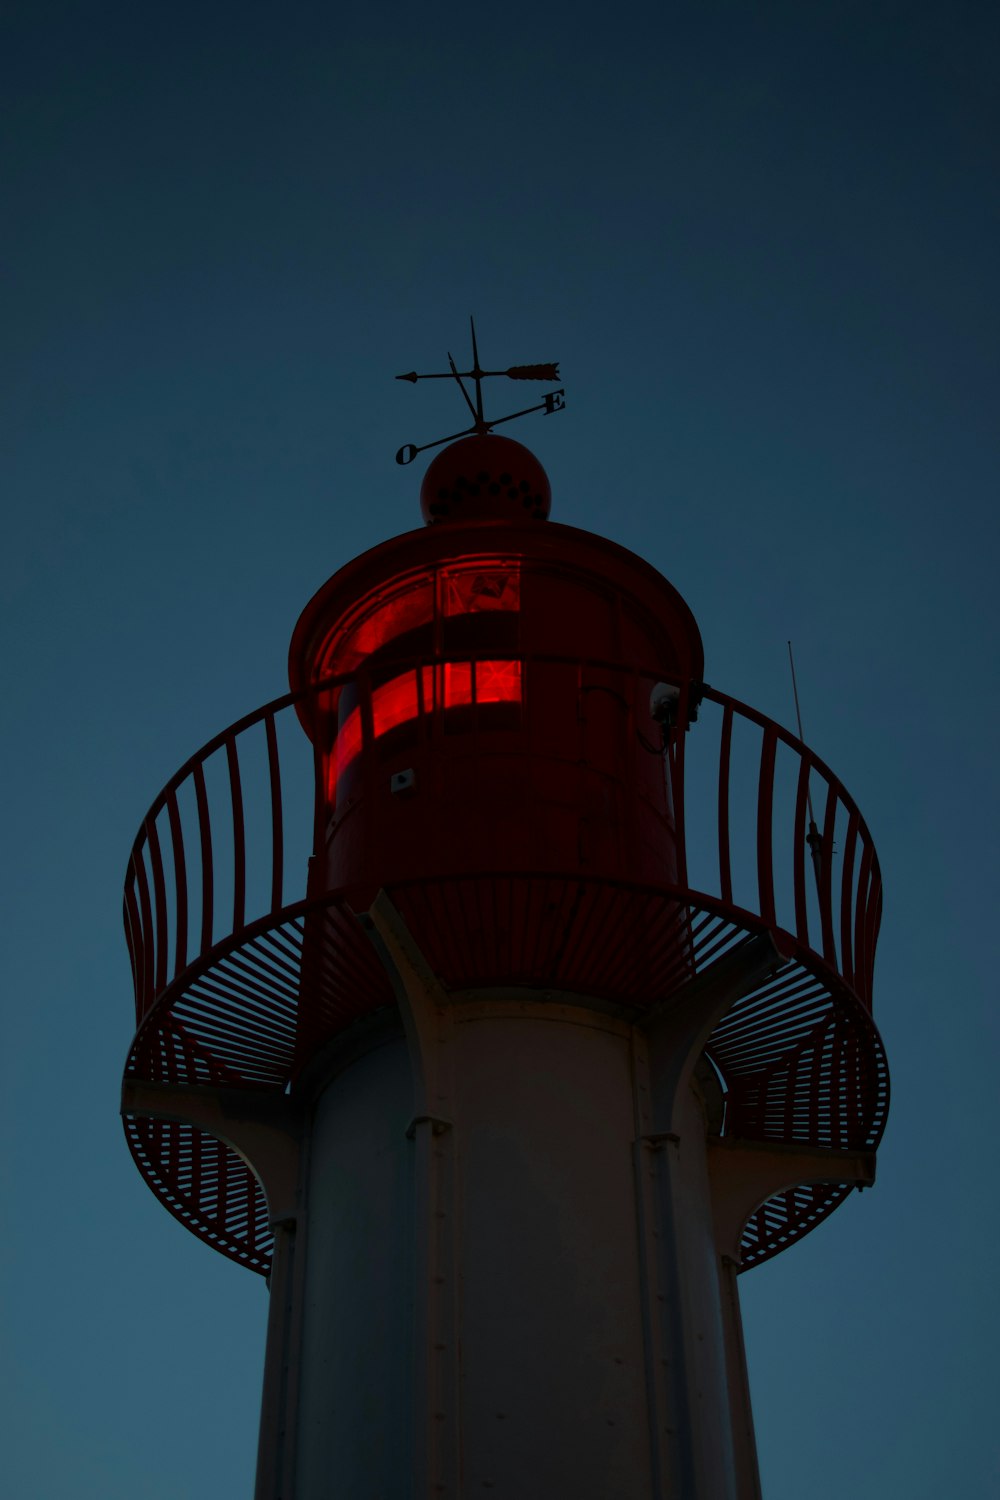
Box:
[2,2,997,1496]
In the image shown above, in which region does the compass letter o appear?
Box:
[396,444,419,465]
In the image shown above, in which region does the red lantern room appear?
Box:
[289,434,703,966]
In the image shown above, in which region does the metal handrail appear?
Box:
[123,658,881,1032]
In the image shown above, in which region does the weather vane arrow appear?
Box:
[394,318,565,465]
[396,362,560,384]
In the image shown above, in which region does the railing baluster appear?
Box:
[145,816,169,994]
[309,692,327,882]
[756,724,777,928]
[717,702,733,906]
[853,840,874,1009]
[839,807,860,992]
[166,789,188,977]
[670,719,688,890]
[226,735,246,934]
[265,713,284,914]
[818,780,838,968]
[792,754,811,947]
[864,863,883,1005]
[123,880,144,1021]
[193,761,214,957]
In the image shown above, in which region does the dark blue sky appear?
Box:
[2,3,997,1496]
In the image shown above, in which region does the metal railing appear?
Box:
[123,658,881,1034]
[686,684,880,1008]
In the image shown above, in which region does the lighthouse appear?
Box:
[121,330,888,1499]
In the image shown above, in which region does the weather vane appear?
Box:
[394,317,564,464]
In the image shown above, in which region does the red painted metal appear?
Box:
[839,807,860,991]
[819,779,839,968]
[792,754,811,944]
[132,840,154,1010]
[165,789,188,976]
[122,658,886,1274]
[717,703,734,908]
[755,726,778,929]
[420,433,553,523]
[265,713,283,916]
[226,735,246,936]
[288,522,702,918]
[193,761,214,955]
[146,816,168,995]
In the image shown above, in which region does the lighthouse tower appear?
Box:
[121,335,888,1500]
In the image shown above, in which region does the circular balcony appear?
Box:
[121,654,887,1276]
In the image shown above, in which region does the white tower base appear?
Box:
[123,895,875,1500]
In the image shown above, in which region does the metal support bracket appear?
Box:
[638,929,789,1136]
[360,891,460,1500]
[707,1136,877,1266]
[121,1078,303,1229]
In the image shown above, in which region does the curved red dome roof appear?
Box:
[420,434,551,524]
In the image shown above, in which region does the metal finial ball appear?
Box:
[420,434,552,525]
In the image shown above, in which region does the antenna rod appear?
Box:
[787,641,824,890]
[469,315,486,427]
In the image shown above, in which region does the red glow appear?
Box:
[470,659,522,704]
[435,662,471,709]
[316,561,522,679]
[331,703,364,785]
[442,568,520,616]
[327,659,523,797]
[319,560,524,799]
[320,579,435,677]
[373,669,422,735]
